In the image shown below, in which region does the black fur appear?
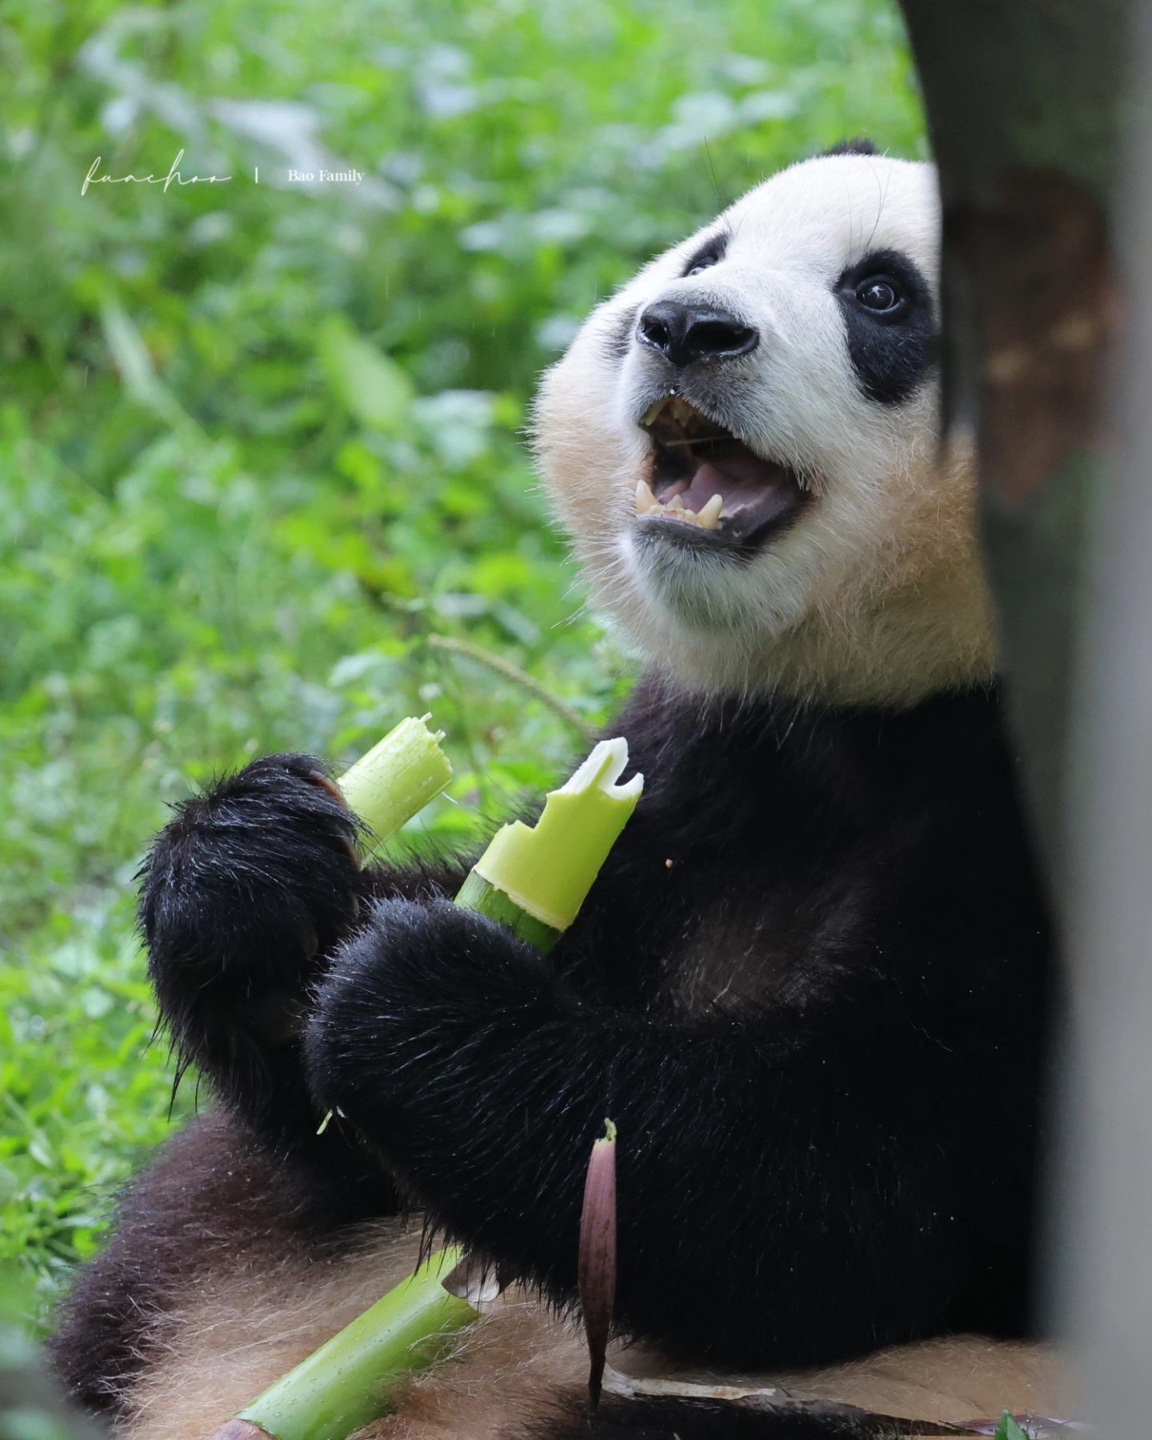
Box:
[821,139,879,157]
[138,755,361,1146]
[307,680,1049,1366]
[53,674,1052,1439]
[681,231,730,278]
[833,249,937,405]
[526,1394,890,1439]
[529,1394,912,1439]
[49,1109,385,1418]
[136,752,467,1172]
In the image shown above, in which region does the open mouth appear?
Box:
[637,397,808,547]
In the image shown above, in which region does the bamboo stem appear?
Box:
[467,737,643,934]
[222,1250,474,1440]
[338,714,452,841]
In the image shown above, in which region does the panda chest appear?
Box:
[598,838,875,1018]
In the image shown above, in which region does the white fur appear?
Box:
[534,154,997,706]
[116,1221,1066,1439]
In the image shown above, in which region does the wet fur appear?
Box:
[51,152,1059,1438]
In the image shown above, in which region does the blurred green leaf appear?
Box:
[319,316,414,433]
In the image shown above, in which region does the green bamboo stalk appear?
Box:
[453,869,563,952]
[337,714,453,842]
[457,737,643,950]
[233,1248,473,1440]
[207,736,644,1440]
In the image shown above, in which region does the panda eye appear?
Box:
[855,277,903,314]
[681,235,728,278]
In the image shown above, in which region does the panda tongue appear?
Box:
[685,456,798,527]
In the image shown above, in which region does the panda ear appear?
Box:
[820,138,880,157]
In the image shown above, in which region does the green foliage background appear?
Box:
[0,0,924,1332]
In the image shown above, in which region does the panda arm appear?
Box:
[140,753,467,1184]
[304,895,1037,1368]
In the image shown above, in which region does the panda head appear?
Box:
[533,151,997,707]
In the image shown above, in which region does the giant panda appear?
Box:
[50,144,1065,1440]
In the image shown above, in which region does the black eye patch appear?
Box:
[833,249,937,405]
[821,137,879,157]
[681,232,729,278]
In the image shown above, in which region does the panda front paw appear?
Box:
[305,898,581,1176]
[141,753,364,1061]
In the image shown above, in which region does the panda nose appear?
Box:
[636,301,759,368]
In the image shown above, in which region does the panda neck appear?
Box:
[765,557,999,708]
[642,546,999,711]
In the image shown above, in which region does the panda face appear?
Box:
[534,154,997,706]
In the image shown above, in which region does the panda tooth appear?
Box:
[697,494,724,529]
[667,494,685,512]
[642,400,665,426]
[635,479,658,514]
